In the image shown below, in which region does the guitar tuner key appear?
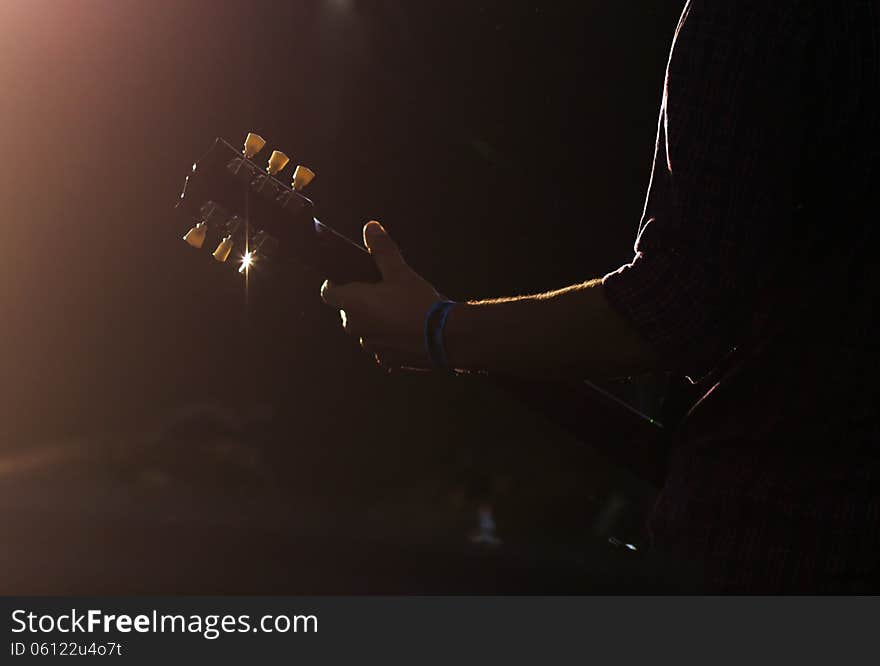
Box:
[267,150,289,176]
[212,235,234,262]
[243,133,266,158]
[182,221,207,248]
[292,165,316,191]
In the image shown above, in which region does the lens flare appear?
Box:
[238,251,254,274]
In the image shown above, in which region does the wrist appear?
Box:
[424,300,458,370]
[440,300,478,371]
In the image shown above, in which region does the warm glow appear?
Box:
[238,251,254,274]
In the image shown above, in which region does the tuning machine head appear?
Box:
[182,221,207,248]
[243,133,266,158]
[292,165,316,191]
[267,150,289,176]
[212,235,234,262]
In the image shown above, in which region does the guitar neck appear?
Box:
[310,218,382,285]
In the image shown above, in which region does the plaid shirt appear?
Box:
[602,0,880,592]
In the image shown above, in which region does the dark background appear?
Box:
[0,0,688,590]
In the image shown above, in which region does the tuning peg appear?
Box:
[212,235,234,262]
[182,221,207,248]
[243,133,266,158]
[267,150,289,176]
[291,165,316,191]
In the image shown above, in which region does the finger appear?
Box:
[340,310,362,337]
[359,336,391,352]
[320,279,368,309]
[373,353,394,374]
[367,342,426,372]
[363,221,407,281]
[358,336,402,355]
[355,337,396,368]
[373,350,430,374]
[320,279,340,306]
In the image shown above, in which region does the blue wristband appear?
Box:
[424,300,457,370]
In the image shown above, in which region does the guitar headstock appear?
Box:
[176,133,381,285]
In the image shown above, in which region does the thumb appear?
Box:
[363,221,406,280]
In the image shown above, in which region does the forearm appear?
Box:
[444,279,659,378]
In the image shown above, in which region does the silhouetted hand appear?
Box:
[321,221,443,370]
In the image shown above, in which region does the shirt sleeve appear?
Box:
[602,1,815,368]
